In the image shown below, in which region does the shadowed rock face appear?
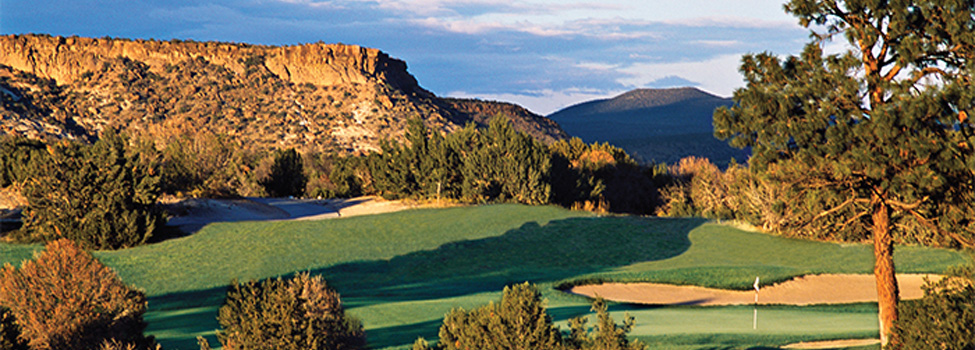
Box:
[0,34,566,153]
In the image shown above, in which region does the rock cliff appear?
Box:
[0,34,566,153]
[0,35,425,96]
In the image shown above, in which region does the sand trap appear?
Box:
[163,195,425,233]
[782,338,880,349]
[570,274,937,306]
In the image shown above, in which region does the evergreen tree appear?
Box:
[0,136,47,188]
[889,264,974,350]
[437,283,562,350]
[714,1,975,344]
[19,130,162,250]
[567,298,644,350]
[261,148,307,198]
[217,273,365,350]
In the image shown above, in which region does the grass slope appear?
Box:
[0,205,967,350]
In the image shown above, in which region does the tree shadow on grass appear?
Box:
[313,216,702,305]
[146,216,705,350]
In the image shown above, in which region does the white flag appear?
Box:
[754,276,760,292]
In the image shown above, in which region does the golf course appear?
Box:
[0,203,968,350]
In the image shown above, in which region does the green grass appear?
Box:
[0,205,967,350]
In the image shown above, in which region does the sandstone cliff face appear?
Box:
[0,35,425,95]
[0,34,566,154]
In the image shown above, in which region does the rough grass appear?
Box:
[0,205,966,350]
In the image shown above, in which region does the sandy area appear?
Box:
[570,273,937,306]
[781,338,880,349]
[162,195,422,232]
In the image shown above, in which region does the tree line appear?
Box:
[0,116,664,250]
[320,117,657,214]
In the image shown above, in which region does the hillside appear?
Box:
[548,87,748,166]
[0,34,567,153]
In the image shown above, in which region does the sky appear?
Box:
[1,0,813,115]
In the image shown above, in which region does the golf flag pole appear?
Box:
[753,276,760,330]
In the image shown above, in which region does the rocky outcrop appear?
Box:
[0,34,567,153]
[0,35,426,95]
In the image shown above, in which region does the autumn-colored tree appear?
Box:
[0,239,151,350]
[0,306,28,350]
[216,273,365,350]
[714,0,975,344]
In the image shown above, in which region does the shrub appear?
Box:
[18,130,162,250]
[420,284,645,350]
[0,239,151,350]
[888,264,974,350]
[436,282,562,350]
[566,298,645,350]
[0,306,28,350]
[260,148,307,198]
[216,272,365,350]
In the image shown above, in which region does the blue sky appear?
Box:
[2,0,812,114]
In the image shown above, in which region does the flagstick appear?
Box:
[753,276,760,330]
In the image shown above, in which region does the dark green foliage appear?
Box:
[260,148,307,198]
[458,117,551,204]
[713,0,975,344]
[0,136,47,188]
[566,298,645,350]
[17,130,162,250]
[889,264,974,350]
[436,283,563,350]
[216,273,365,350]
[0,307,27,350]
[350,117,657,212]
[368,117,550,205]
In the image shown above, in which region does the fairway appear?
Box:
[0,204,968,350]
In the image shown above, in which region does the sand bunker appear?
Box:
[163,195,423,233]
[781,338,880,349]
[570,274,937,306]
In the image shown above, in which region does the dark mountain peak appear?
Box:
[549,87,728,119]
[614,87,723,107]
[546,87,745,166]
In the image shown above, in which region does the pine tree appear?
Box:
[714,1,975,345]
[261,148,307,198]
[216,273,365,350]
[437,283,562,350]
[19,130,162,250]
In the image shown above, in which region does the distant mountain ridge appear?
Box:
[556,87,724,117]
[548,87,748,166]
[0,34,567,154]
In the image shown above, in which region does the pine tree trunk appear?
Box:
[872,199,899,347]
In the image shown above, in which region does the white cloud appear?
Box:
[448,88,623,115]
[617,54,746,97]
[691,39,742,47]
